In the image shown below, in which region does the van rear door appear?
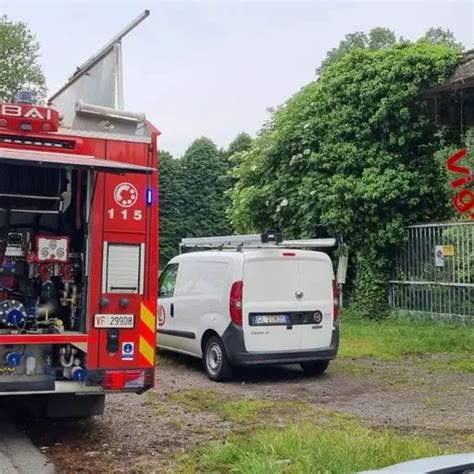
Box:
[242,251,301,352]
[297,252,334,350]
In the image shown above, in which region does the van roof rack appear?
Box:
[179,233,337,252]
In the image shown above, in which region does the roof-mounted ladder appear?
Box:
[180,233,337,252]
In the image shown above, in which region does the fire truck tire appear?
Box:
[203,336,232,382]
[46,394,105,418]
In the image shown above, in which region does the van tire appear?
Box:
[204,336,232,382]
[300,360,330,376]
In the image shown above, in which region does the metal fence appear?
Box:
[389,221,474,324]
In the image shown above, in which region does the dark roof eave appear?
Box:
[423,50,474,97]
[423,78,474,96]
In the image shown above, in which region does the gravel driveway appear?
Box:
[13,354,474,473]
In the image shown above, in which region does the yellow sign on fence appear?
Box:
[442,245,455,256]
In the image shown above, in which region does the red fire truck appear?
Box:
[0,87,159,416]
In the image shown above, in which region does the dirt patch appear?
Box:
[15,354,474,472]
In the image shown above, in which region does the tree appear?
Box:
[318,26,462,78]
[0,16,46,102]
[423,27,464,49]
[159,139,234,266]
[367,27,397,50]
[318,27,397,76]
[230,41,462,317]
[181,138,230,239]
[318,31,368,76]
[227,132,253,194]
[159,150,187,265]
[227,132,253,157]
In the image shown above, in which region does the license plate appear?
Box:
[94,314,135,328]
[253,314,288,325]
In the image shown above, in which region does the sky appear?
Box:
[0,0,473,156]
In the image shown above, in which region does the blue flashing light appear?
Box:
[146,188,153,205]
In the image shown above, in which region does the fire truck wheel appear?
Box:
[300,360,330,376]
[46,394,105,418]
[204,336,232,382]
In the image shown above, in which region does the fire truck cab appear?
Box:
[0,91,159,417]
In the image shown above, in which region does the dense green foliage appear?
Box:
[159,138,232,265]
[318,27,462,77]
[158,28,464,315]
[0,15,46,101]
[229,40,462,316]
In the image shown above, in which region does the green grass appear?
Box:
[417,356,474,373]
[331,360,418,388]
[218,399,277,423]
[424,396,441,408]
[169,389,221,412]
[332,355,473,389]
[169,391,454,472]
[331,359,373,377]
[218,399,310,424]
[143,392,166,416]
[178,416,447,474]
[169,389,309,424]
[339,314,474,360]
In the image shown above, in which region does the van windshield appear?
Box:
[159,263,178,297]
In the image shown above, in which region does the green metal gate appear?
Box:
[389,222,474,324]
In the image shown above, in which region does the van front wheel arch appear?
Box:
[203,336,232,382]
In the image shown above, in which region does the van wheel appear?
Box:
[300,360,330,376]
[204,336,232,382]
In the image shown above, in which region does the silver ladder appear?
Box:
[179,233,337,252]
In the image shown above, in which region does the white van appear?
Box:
[157,235,340,381]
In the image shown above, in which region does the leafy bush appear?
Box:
[230,41,462,317]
